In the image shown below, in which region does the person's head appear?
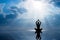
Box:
[37,19,41,24]
[37,19,41,27]
[38,19,39,21]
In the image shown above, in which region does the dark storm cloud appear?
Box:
[50,0,60,7]
[0,0,25,4]
[0,14,17,26]
[19,8,27,14]
[4,6,27,14]
[0,5,27,26]
[0,14,7,26]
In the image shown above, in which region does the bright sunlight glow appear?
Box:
[17,0,53,20]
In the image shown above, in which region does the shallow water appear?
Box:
[0,30,60,40]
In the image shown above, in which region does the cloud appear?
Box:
[50,0,60,7]
[0,3,27,27]
[16,0,60,20]
[0,0,25,4]
[0,3,5,13]
[44,14,60,30]
[0,14,7,26]
[19,8,27,14]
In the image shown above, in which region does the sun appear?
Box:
[29,0,50,20]
[32,1,45,9]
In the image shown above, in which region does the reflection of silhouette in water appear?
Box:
[34,19,42,40]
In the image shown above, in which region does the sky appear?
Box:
[0,0,60,40]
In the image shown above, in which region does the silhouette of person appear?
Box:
[36,19,41,29]
[35,19,42,40]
